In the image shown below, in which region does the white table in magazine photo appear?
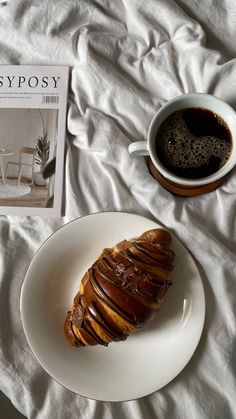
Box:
[0,149,13,185]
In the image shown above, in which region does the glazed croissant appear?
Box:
[64,228,174,347]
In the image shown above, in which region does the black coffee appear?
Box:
[155,108,232,179]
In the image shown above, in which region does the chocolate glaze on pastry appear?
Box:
[64,229,174,347]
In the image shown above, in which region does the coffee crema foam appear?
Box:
[155,108,232,179]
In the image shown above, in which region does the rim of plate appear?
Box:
[20,211,206,401]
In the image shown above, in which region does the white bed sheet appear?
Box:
[0,1,236,418]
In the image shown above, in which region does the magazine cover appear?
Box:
[0,65,69,216]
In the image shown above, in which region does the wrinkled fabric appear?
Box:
[0,0,236,418]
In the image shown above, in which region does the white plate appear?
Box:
[20,212,205,402]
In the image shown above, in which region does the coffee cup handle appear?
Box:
[128,141,149,156]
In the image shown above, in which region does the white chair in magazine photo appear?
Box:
[5,147,37,186]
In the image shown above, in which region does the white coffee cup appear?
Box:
[128,93,236,186]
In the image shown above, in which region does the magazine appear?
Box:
[0,65,69,216]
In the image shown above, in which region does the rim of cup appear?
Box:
[148,93,236,186]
